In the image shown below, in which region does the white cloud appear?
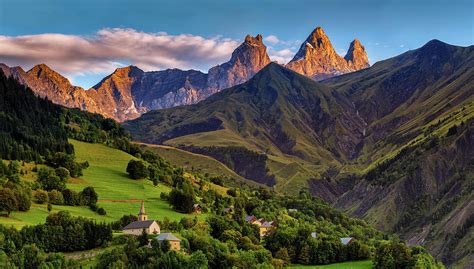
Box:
[0,28,240,85]
[268,48,295,64]
[400,44,405,48]
[265,35,280,44]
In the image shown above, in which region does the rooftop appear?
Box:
[123,220,157,230]
[156,232,181,241]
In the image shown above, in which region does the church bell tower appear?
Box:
[138,200,148,221]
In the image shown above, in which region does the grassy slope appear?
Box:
[288,260,372,269]
[0,140,198,229]
[139,143,246,182]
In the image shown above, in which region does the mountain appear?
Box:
[0,28,371,122]
[124,40,473,267]
[321,39,474,267]
[207,34,271,89]
[286,27,369,80]
[123,62,367,186]
[0,34,271,122]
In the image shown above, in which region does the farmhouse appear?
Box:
[245,215,276,237]
[123,201,160,236]
[259,221,276,237]
[156,233,181,251]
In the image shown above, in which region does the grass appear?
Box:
[139,143,246,182]
[288,260,373,269]
[0,139,201,229]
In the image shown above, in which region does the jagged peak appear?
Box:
[244,34,264,45]
[344,39,367,61]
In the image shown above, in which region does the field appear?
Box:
[288,260,373,269]
[0,139,199,229]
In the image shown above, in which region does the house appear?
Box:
[259,221,276,237]
[223,207,233,214]
[288,208,298,213]
[340,237,353,246]
[193,204,202,214]
[311,232,317,239]
[156,233,181,251]
[123,201,160,236]
[245,215,257,224]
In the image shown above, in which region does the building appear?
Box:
[193,204,202,214]
[156,233,181,251]
[340,237,353,246]
[223,207,233,214]
[259,221,276,237]
[311,232,317,239]
[123,201,160,236]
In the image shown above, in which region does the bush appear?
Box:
[48,190,64,205]
[97,207,107,215]
[34,190,48,204]
[126,160,148,179]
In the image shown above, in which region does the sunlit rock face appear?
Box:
[286,27,369,80]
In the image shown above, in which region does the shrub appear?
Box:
[48,190,64,205]
[34,190,49,204]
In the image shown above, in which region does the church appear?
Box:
[123,201,160,236]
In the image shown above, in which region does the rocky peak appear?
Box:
[286,27,370,80]
[207,34,271,89]
[344,39,369,69]
[28,63,73,89]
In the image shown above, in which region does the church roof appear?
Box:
[156,232,181,241]
[123,220,157,230]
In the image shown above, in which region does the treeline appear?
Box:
[180,145,276,186]
[0,70,72,162]
[0,211,112,267]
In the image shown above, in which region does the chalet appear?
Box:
[123,201,160,236]
[340,237,353,246]
[259,220,276,237]
[156,233,181,251]
[193,204,202,214]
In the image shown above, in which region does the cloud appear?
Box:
[268,48,295,64]
[264,35,280,44]
[0,28,240,85]
[400,44,405,48]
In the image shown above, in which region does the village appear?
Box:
[123,202,354,252]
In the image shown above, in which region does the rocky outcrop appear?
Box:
[207,34,271,90]
[286,27,369,80]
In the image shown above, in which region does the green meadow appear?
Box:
[0,139,199,229]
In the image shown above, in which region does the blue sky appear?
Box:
[0,0,473,88]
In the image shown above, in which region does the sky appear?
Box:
[0,0,473,88]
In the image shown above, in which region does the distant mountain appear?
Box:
[124,40,474,267]
[1,27,369,121]
[286,27,369,80]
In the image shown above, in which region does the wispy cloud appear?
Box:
[0,28,240,83]
[265,35,280,44]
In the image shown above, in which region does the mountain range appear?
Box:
[123,39,474,267]
[0,26,368,122]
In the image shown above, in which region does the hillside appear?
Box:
[124,63,367,188]
[124,40,473,267]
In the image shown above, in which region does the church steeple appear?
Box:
[138,200,148,221]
